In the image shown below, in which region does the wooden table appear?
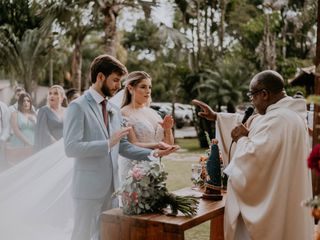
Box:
[101,188,225,240]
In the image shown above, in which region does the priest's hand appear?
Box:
[191,99,217,121]
[231,124,249,142]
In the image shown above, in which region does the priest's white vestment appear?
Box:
[217,97,313,240]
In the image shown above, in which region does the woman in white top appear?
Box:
[119,71,175,184]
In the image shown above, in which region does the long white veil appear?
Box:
[0,140,74,239]
[0,90,124,240]
[109,89,124,108]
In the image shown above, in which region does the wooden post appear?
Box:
[312,0,320,196]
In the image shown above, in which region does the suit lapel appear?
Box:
[85,91,109,139]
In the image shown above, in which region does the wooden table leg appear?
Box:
[210,214,224,240]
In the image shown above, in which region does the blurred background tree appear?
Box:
[0,0,317,147]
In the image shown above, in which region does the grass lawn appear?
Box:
[161,137,211,240]
[175,138,204,153]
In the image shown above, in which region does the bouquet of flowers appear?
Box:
[115,161,199,216]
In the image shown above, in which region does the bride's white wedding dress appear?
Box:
[0,139,74,240]
[119,106,164,184]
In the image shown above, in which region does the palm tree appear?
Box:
[96,0,158,56]
[0,25,49,93]
[39,0,98,90]
[195,56,254,112]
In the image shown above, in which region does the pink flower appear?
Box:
[131,166,145,180]
[131,192,139,203]
[308,144,320,175]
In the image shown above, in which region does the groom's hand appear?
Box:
[110,127,132,148]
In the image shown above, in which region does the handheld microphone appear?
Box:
[228,106,254,163]
[241,107,254,124]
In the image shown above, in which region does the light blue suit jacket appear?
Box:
[63,91,152,200]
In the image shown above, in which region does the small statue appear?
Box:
[202,139,223,200]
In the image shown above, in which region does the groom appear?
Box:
[63,54,177,240]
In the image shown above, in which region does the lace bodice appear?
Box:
[123,107,164,143]
[119,106,165,185]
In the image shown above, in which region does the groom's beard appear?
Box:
[101,83,113,97]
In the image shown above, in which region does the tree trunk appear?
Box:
[219,0,226,53]
[312,0,320,196]
[281,11,287,58]
[23,76,30,94]
[205,5,208,48]
[196,0,201,69]
[71,36,82,91]
[261,14,276,70]
[102,6,119,56]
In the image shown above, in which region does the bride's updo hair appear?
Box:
[121,71,152,107]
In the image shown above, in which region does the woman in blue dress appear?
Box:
[7,93,36,164]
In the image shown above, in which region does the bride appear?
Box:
[0,72,177,240]
[119,71,175,184]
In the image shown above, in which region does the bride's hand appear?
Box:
[158,141,172,150]
[156,144,180,157]
[159,115,174,130]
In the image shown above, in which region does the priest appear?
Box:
[192,70,313,240]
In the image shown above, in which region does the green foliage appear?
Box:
[0,0,317,105]
[195,54,254,111]
[0,25,50,92]
[277,57,313,82]
[122,19,162,53]
[0,0,42,39]
[286,86,306,97]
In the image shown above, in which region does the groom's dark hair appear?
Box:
[90,54,128,83]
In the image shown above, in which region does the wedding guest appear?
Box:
[34,85,66,152]
[66,88,81,104]
[292,91,313,139]
[8,86,25,114]
[119,71,175,183]
[0,101,10,144]
[0,101,10,166]
[193,70,313,240]
[63,54,178,240]
[6,93,36,164]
